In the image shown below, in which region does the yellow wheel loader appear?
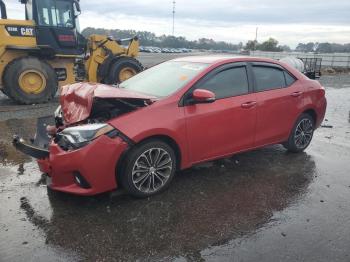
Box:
[0,0,143,104]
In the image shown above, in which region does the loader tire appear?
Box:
[3,57,58,104]
[105,57,143,84]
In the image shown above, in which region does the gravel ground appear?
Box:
[0,54,350,261]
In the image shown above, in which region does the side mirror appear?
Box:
[192,89,216,104]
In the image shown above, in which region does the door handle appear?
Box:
[241,101,257,109]
[290,91,303,97]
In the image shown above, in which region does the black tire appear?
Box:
[120,140,177,198]
[3,57,58,104]
[283,113,314,153]
[105,56,143,85]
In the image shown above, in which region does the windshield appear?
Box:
[36,0,74,28]
[119,61,209,97]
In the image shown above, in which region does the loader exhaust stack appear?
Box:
[0,0,7,19]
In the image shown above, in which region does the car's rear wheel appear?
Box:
[283,113,314,153]
[120,140,176,198]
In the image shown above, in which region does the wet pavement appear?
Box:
[1,73,350,261]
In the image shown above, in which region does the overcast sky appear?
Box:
[5,0,350,48]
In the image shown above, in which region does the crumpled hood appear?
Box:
[60,82,157,124]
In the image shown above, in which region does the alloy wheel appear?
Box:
[131,148,173,193]
[294,118,313,149]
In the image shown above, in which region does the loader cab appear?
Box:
[22,0,85,56]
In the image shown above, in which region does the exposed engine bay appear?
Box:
[51,97,150,150]
[59,83,156,124]
[51,97,148,150]
[86,97,150,124]
[54,96,150,126]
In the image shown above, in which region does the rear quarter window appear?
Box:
[284,71,297,86]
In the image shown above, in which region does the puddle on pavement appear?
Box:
[0,80,350,261]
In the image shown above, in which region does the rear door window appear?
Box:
[253,66,286,92]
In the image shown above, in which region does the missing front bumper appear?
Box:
[12,115,55,159]
[13,135,49,159]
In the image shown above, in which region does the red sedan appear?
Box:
[14,56,327,197]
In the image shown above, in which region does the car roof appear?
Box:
[172,55,279,65]
[171,55,307,80]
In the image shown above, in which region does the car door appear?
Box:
[182,63,257,164]
[251,62,304,147]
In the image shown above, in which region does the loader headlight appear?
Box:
[58,123,115,149]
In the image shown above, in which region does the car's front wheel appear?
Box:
[120,140,176,198]
[283,113,314,153]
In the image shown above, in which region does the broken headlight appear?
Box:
[57,123,115,150]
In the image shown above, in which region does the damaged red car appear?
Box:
[13,56,327,197]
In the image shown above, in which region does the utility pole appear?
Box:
[254,27,258,51]
[172,1,176,36]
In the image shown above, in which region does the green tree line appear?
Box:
[82,27,350,53]
[244,38,291,52]
[82,27,242,51]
